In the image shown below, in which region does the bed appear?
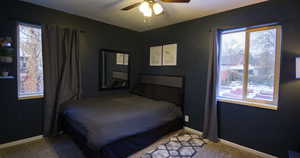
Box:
[62,74,184,158]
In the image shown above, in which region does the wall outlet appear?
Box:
[184,115,189,122]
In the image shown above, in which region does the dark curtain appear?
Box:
[203,29,219,142]
[42,25,81,136]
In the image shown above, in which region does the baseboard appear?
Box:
[219,139,277,158]
[183,126,277,158]
[0,135,43,149]
[184,126,204,135]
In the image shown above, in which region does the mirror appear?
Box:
[99,49,130,90]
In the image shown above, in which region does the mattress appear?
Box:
[63,93,182,151]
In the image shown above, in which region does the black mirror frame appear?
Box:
[98,49,131,91]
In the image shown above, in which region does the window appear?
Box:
[217,25,281,109]
[17,23,44,99]
[150,44,177,66]
[116,53,129,65]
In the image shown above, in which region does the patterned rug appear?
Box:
[141,132,206,158]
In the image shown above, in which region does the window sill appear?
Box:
[217,98,278,111]
[18,95,44,100]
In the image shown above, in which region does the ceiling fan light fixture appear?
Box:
[139,2,150,13]
[139,1,153,17]
[143,7,153,17]
[153,2,163,15]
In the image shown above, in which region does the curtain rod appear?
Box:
[9,18,87,33]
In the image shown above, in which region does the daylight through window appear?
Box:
[17,23,44,99]
[217,25,281,107]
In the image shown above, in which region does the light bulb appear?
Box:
[139,1,150,13]
[143,7,152,17]
[139,1,152,17]
[153,3,163,15]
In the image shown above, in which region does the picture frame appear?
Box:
[163,44,177,66]
[149,43,177,66]
[296,57,300,79]
[150,46,163,66]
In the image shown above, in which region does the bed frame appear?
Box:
[63,74,185,158]
[137,74,185,112]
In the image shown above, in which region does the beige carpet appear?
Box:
[0,135,86,158]
[0,130,264,158]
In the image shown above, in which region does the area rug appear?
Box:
[140,132,206,158]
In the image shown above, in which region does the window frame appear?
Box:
[17,22,44,100]
[217,25,282,110]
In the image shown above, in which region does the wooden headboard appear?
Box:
[140,75,183,88]
[132,74,184,108]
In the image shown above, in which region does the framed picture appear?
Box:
[163,44,177,66]
[124,54,129,65]
[296,57,300,79]
[116,53,129,65]
[116,53,124,65]
[149,44,177,66]
[150,46,162,66]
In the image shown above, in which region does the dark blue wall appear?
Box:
[141,0,300,157]
[1,0,300,157]
[0,0,142,144]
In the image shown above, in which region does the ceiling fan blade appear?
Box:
[121,2,142,11]
[161,0,190,3]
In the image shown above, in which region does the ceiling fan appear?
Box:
[121,0,191,17]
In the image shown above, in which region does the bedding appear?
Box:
[63,93,182,151]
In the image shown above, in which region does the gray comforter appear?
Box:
[63,93,182,150]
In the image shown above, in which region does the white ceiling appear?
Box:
[20,0,267,32]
